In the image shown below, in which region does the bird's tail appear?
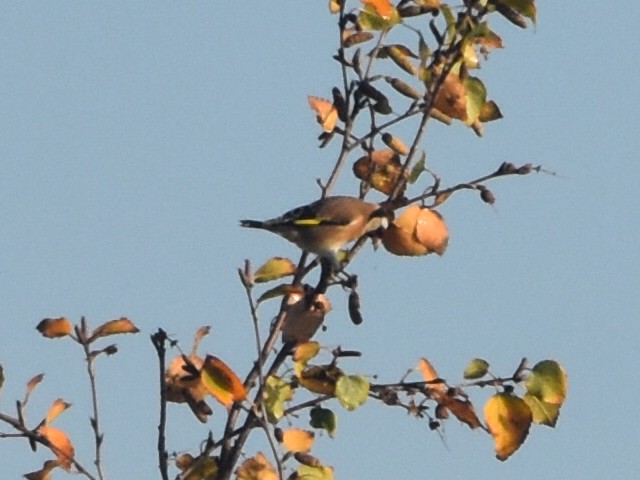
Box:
[239,220,265,229]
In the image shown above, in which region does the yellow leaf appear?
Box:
[484,393,532,461]
[201,355,247,408]
[89,317,139,341]
[254,257,297,283]
[308,96,338,132]
[293,342,321,363]
[36,317,73,339]
[45,398,72,425]
[37,425,75,471]
[282,428,315,453]
[236,452,278,480]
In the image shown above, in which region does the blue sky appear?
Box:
[1,2,638,479]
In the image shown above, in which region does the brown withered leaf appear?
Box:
[36,317,73,339]
[89,317,139,342]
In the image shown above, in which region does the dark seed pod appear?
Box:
[348,290,363,325]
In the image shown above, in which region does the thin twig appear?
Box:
[151,330,170,480]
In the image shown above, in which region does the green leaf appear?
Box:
[525,360,568,405]
[463,358,490,379]
[254,257,297,283]
[463,76,487,125]
[440,5,456,44]
[524,393,562,427]
[310,406,337,437]
[263,376,293,423]
[335,375,369,411]
[407,152,426,184]
[297,464,334,480]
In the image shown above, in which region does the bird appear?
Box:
[240,196,391,271]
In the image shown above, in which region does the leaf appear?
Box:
[361,0,394,19]
[298,365,343,395]
[293,342,321,363]
[37,425,75,471]
[463,358,490,379]
[191,326,211,356]
[281,293,331,343]
[343,31,374,48]
[263,375,293,423]
[382,205,448,257]
[358,1,401,31]
[463,76,487,125]
[282,428,315,453]
[257,284,305,304]
[236,452,278,480]
[26,373,45,400]
[45,399,72,425]
[23,460,59,480]
[254,257,297,283]
[296,464,335,480]
[523,393,562,427]
[525,360,568,405]
[479,100,503,122]
[335,375,369,411]
[308,96,338,132]
[445,398,483,429]
[89,317,139,341]
[484,392,532,461]
[353,149,405,195]
[310,406,337,437]
[36,317,73,339]
[201,355,247,408]
[407,152,426,184]
[502,0,537,24]
[175,454,218,480]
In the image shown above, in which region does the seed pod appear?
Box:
[373,98,392,115]
[358,81,385,102]
[385,76,422,100]
[294,453,322,467]
[479,186,496,205]
[382,132,409,156]
[348,290,363,325]
[331,87,348,123]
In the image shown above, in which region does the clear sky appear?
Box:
[1,2,638,479]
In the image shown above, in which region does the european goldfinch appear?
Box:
[240,196,390,270]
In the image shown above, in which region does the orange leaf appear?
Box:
[201,355,247,408]
[282,428,315,453]
[445,398,483,430]
[308,96,338,132]
[361,0,394,19]
[45,398,72,425]
[37,425,75,471]
[417,358,446,397]
[484,392,532,461]
[89,317,139,341]
[36,317,72,339]
[414,208,449,255]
